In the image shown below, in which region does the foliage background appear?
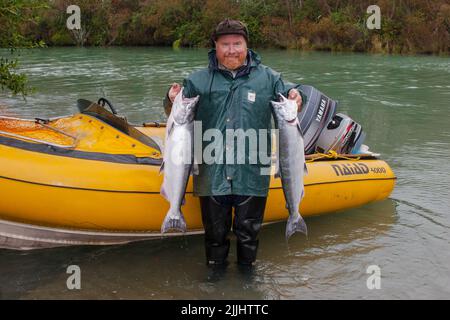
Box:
[1,0,449,95]
[15,0,450,54]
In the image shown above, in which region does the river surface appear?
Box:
[0,47,449,299]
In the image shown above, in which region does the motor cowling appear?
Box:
[314,113,366,154]
[297,85,337,154]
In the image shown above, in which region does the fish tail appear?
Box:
[161,209,187,234]
[285,213,308,240]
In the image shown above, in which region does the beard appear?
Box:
[221,55,246,70]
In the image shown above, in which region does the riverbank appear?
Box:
[11,0,450,55]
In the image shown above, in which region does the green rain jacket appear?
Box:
[164,49,305,197]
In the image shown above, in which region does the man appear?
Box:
[163,19,304,267]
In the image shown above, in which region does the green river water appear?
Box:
[0,47,449,299]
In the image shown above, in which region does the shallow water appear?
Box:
[0,48,449,299]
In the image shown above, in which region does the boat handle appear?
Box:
[34,118,78,142]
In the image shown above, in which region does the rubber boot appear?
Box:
[233,196,267,265]
[199,196,233,265]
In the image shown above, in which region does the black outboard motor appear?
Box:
[298,85,337,154]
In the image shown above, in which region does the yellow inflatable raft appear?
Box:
[0,102,396,250]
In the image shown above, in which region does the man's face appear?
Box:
[215,34,247,70]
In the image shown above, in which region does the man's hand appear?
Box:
[288,89,302,112]
[168,83,182,103]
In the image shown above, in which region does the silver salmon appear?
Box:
[160,89,199,233]
[271,94,308,240]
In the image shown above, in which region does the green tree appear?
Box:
[0,0,47,96]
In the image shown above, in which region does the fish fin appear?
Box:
[273,154,281,178]
[161,210,187,234]
[151,136,164,152]
[159,161,165,174]
[296,120,304,137]
[181,197,186,206]
[191,163,199,176]
[160,186,169,202]
[285,213,308,240]
[297,120,308,176]
[300,188,305,201]
[167,121,175,136]
[274,167,281,179]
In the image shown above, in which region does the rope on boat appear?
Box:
[306,150,362,163]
